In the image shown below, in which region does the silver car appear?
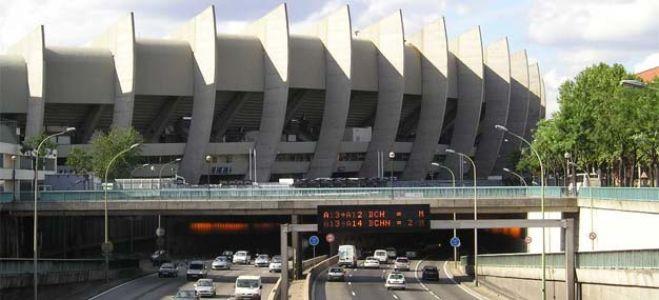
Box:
[394,257,410,271]
[254,254,270,267]
[211,256,231,270]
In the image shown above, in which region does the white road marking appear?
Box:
[414,260,442,300]
[351,291,357,297]
[441,261,488,300]
[348,282,352,285]
[392,294,399,300]
[88,273,156,300]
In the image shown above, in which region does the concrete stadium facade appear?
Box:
[0,4,545,185]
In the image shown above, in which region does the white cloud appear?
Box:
[542,68,571,117]
[353,0,446,34]
[217,20,250,34]
[633,53,659,73]
[528,0,659,48]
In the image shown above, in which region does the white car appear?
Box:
[254,254,270,267]
[234,275,262,299]
[363,257,380,269]
[268,256,282,272]
[186,261,207,281]
[233,251,251,264]
[211,256,231,270]
[385,272,406,290]
[194,278,216,297]
[394,257,410,271]
[374,249,388,263]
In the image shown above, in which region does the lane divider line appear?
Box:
[441,261,487,300]
[414,260,442,300]
[351,290,357,297]
[392,294,399,300]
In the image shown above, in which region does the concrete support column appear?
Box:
[175,6,218,184]
[291,215,302,279]
[358,11,405,178]
[306,5,352,179]
[402,18,449,180]
[8,26,46,137]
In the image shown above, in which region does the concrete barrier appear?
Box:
[305,255,339,300]
[267,255,328,300]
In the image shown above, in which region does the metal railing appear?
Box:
[0,258,138,276]
[30,186,567,202]
[579,187,659,201]
[461,248,659,270]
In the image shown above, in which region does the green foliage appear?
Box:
[66,127,143,180]
[517,63,659,186]
[22,132,58,157]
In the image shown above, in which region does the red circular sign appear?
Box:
[325,233,335,243]
[524,236,533,244]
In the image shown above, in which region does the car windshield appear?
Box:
[197,280,213,286]
[389,274,404,280]
[329,268,343,272]
[235,252,246,257]
[272,256,282,262]
[396,258,408,263]
[216,256,227,261]
[223,251,233,255]
[424,266,438,271]
[176,290,195,297]
[189,263,203,270]
[237,279,260,288]
[258,255,268,259]
[375,251,386,256]
[161,263,174,268]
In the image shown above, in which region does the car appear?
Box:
[374,249,388,263]
[394,257,410,271]
[254,254,270,267]
[363,257,380,269]
[421,265,440,281]
[211,256,231,270]
[194,278,216,298]
[385,272,406,290]
[158,262,178,278]
[172,289,199,300]
[338,245,358,268]
[386,247,397,259]
[233,250,251,264]
[234,275,262,299]
[222,250,234,261]
[151,249,170,266]
[186,261,208,280]
[327,266,345,281]
[268,255,282,273]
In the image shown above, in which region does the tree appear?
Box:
[66,127,143,180]
[22,132,58,157]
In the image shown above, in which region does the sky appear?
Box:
[1,0,657,117]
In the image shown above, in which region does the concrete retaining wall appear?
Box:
[267,255,329,300]
[305,255,338,300]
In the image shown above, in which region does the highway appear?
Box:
[313,260,483,300]
[90,261,278,300]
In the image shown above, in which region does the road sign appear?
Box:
[318,204,430,233]
[101,241,114,254]
[589,232,597,240]
[449,236,461,248]
[309,235,320,246]
[325,233,335,243]
[156,227,165,237]
[525,236,533,244]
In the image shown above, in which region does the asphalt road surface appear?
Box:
[313,260,483,300]
[89,261,278,300]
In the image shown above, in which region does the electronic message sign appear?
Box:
[317,205,430,233]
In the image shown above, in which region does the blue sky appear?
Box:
[1,0,658,117]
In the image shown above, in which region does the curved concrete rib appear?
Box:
[172,6,218,184]
[245,4,290,182]
[89,14,136,129]
[401,18,449,180]
[445,27,484,176]
[8,26,45,137]
[474,38,511,178]
[540,76,546,119]
[305,5,352,179]
[524,63,541,141]
[357,11,405,178]
[492,50,530,173]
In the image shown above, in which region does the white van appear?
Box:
[338,245,357,268]
[374,249,388,263]
[186,260,208,280]
[234,275,262,299]
[233,250,251,264]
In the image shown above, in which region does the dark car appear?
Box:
[421,265,439,281]
[222,250,235,261]
[151,250,170,266]
[158,263,178,278]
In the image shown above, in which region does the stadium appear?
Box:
[0,4,545,188]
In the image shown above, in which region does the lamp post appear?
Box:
[432,162,459,266]
[131,163,154,178]
[11,155,16,201]
[503,167,527,186]
[444,148,478,286]
[32,127,75,300]
[158,158,181,228]
[103,142,140,282]
[388,151,395,200]
[564,152,572,190]
[205,155,213,199]
[496,124,546,300]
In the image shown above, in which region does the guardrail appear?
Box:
[460,248,659,270]
[14,186,567,202]
[0,258,138,276]
[579,187,659,201]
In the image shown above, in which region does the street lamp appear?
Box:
[619,79,659,91]
[444,148,478,286]
[11,155,16,201]
[564,152,572,189]
[103,142,140,282]
[496,124,546,299]
[431,162,459,266]
[503,167,527,186]
[388,151,395,200]
[32,126,75,299]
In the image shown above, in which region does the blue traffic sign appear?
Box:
[450,237,461,248]
[309,235,320,246]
